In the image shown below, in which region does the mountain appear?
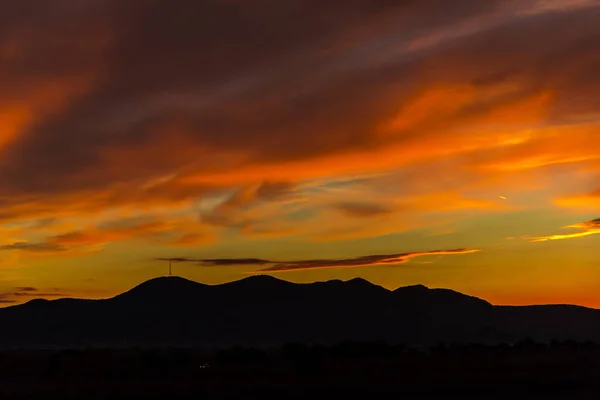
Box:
[0,276,599,348]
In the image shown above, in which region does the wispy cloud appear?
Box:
[0,287,69,305]
[156,248,480,273]
[252,249,481,273]
[333,201,395,218]
[0,242,67,253]
[519,0,600,15]
[14,286,37,292]
[0,214,213,252]
[169,233,215,247]
[156,257,270,265]
[556,189,600,209]
[12,291,69,297]
[0,0,597,229]
[530,218,600,242]
[49,215,173,248]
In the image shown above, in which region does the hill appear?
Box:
[0,276,599,348]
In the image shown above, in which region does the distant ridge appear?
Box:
[114,276,208,298]
[0,276,599,348]
[221,274,296,288]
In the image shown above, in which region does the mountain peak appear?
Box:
[346,277,377,287]
[22,298,51,308]
[225,274,290,286]
[113,276,207,301]
[394,284,429,293]
[136,275,202,288]
[348,277,370,284]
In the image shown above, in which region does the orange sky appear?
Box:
[1,0,600,307]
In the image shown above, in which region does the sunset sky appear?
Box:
[1,0,600,307]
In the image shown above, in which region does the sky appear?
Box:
[1,0,600,307]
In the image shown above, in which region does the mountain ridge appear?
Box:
[7,276,595,309]
[1,276,599,348]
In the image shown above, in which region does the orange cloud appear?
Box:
[476,124,600,172]
[530,218,600,242]
[555,190,600,209]
[251,249,482,273]
[158,248,481,273]
[0,0,597,272]
[49,217,173,248]
[169,233,215,247]
[0,242,67,254]
[2,215,210,251]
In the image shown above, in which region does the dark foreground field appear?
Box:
[2,341,600,399]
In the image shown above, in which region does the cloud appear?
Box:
[252,249,481,273]
[195,181,309,239]
[47,215,184,248]
[169,233,215,247]
[201,258,272,266]
[156,257,270,265]
[0,0,597,222]
[14,287,37,292]
[0,242,68,253]
[0,287,69,305]
[156,257,196,263]
[12,291,69,297]
[333,202,395,218]
[520,0,600,15]
[530,218,600,242]
[555,188,600,209]
[199,181,300,228]
[156,248,480,273]
[0,214,211,252]
[0,0,598,258]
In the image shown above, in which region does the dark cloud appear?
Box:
[253,249,480,272]
[96,215,158,231]
[156,257,270,265]
[199,258,271,266]
[0,0,597,225]
[12,292,69,298]
[156,257,198,263]
[14,287,37,292]
[0,0,416,194]
[200,181,299,229]
[0,1,536,201]
[32,218,57,228]
[256,181,297,201]
[156,248,480,272]
[0,242,67,253]
[334,202,395,217]
[0,287,70,304]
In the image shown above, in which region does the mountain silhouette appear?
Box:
[0,276,599,348]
